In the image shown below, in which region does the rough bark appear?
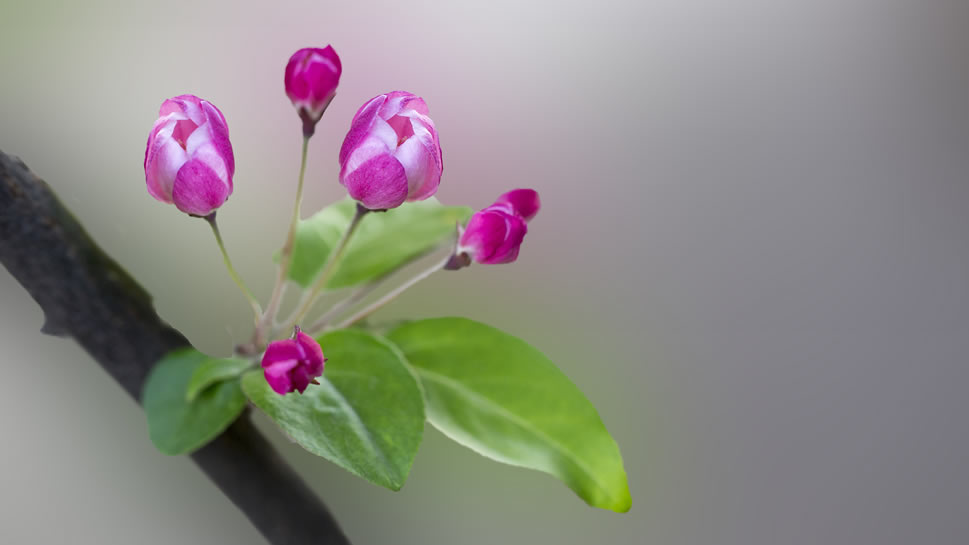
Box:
[0,150,350,545]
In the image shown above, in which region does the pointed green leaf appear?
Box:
[241,329,425,490]
[185,356,253,402]
[285,198,472,288]
[143,348,248,456]
[387,317,632,512]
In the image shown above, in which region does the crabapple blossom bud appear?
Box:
[451,189,541,267]
[284,46,342,136]
[261,328,326,395]
[144,95,235,216]
[338,91,443,210]
[493,188,541,222]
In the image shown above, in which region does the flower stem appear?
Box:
[204,213,262,323]
[253,135,310,348]
[331,252,451,331]
[287,204,369,327]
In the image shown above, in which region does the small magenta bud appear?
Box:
[338,91,443,210]
[144,95,235,216]
[452,189,541,267]
[260,327,326,395]
[284,46,342,136]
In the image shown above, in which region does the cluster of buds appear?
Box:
[143,45,540,395]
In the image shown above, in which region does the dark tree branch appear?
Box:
[0,150,350,545]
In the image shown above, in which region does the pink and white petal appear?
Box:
[145,112,182,169]
[343,148,409,210]
[200,100,234,178]
[387,91,428,118]
[403,121,443,201]
[377,91,413,119]
[495,189,541,222]
[393,136,433,196]
[159,95,205,125]
[171,158,231,216]
[184,121,211,157]
[402,112,442,177]
[145,123,187,203]
[340,136,392,182]
[395,142,441,201]
[145,118,163,172]
[339,94,387,165]
[189,141,230,191]
[370,117,400,153]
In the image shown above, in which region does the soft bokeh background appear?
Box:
[2,0,968,543]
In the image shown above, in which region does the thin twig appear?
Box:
[333,252,451,330]
[304,244,448,335]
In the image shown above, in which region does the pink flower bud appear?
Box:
[144,95,235,217]
[455,189,541,266]
[338,91,443,210]
[284,46,342,135]
[261,328,326,395]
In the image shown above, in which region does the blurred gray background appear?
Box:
[2,0,968,543]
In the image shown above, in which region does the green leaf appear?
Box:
[143,348,248,456]
[241,329,425,490]
[185,356,253,402]
[387,318,632,512]
[286,198,472,288]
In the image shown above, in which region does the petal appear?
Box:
[160,95,205,125]
[394,129,439,201]
[460,210,509,263]
[304,56,340,104]
[399,112,442,200]
[380,91,427,119]
[339,94,387,166]
[263,339,303,367]
[295,331,326,374]
[495,189,541,222]
[263,359,299,395]
[190,141,230,189]
[460,209,527,264]
[145,120,187,203]
[487,213,527,264]
[342,145,409,210]
[284,49,314,102]
[200,100,234,179]
[289,365,314,394]
[171,158,230,216]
